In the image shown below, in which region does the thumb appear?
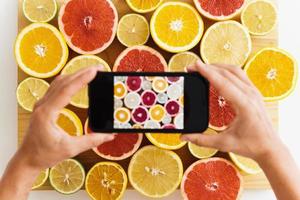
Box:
[181,133,222,150]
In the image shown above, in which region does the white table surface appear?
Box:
[0,1,299,199]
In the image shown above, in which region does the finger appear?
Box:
[180,133,223,150]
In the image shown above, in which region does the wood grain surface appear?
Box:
[18,0,278,190]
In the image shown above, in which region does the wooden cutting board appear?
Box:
[18,0,278,190]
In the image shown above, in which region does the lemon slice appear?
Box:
[245,48,298,101]
[200,20,252,67]
[229,153,262,174]
[85,162,127,200]
[145,133,186,150]
[56,108,83,136]
[128,145,183,198]
[241,0,277,35]
[117,14,149,47]
[17,77,49,112]
[23,0,57,23]
[168,52,200,72]
[150,2,204,53]
[15,23,68,78]
[32,168,49,189]
[126,0,163,13]
[61,55,110,108]
[188,128,218,159]
[49,159,85,194]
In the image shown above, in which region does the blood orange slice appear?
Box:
[193,0,245,21]
[209,86,235,131]
[58,0,118,54]
[181,158,243,200]
[113,45,167,72]
[84,119,143,160]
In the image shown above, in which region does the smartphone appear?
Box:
[88,72,209,133]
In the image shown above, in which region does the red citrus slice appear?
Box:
[141,90,157,107]
[84,119,143,160]
[58,0,118,54]
[113,45,167,72]
[193,0,245,21]
[126,76,142,92]
[165,100,180,116]
[132,106,149,124]
[181,158,243,200]
[209,86,235,131]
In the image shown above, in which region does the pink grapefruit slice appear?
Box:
[193,0,245,21]
[113,45,167,72]
[58,0,118,54]
[209,86,235,131]
[84,119,143,160]
[181,158,243,200]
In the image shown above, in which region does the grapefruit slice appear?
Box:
[193,0,245,21]
[181,158,243,200]
[209,86,235,131]
[113,45,167,72]
[58,0,118,54]
[85,119,143,160]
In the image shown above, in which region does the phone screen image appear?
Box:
[113,76,184,130]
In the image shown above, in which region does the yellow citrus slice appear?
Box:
[85,162,127,200]
[117,14,149,47]
[200,20,252,67]
[128,145,183,198]
[150,2,204,53]
[49,159,85,194]
[15,23,69,78]
[23,0,57,23]
[61,55,110,108]
[114,82,127,99]
[229,153,262,174]
[241,0,277,35]
[245,48,298,101]
[168,52,200,72]
[152,77,168,93]
[114,107,131,124]
[32,168,49,189]
[16,77,49,112]
[149,104,166,122]
[179,95,184,107]
[188,128,218,159]
[146,133,186,150]
[126,0,163,13]
[56,108,83,136]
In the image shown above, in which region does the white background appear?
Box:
[0,1,299,199]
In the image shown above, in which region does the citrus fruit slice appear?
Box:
[124,92,141,109]
[149,104,166,122]
[168,52,200,72]
[128,145,183,198]
[32,168,49,189]
[188,129,218,159]
[126,76,142,92]
[167,84,183,100]
[209,86,235,131]
[23,0,57,22]
[132,106,149,124]
[174,113,184,129]
[61,55,110,108]
[150,2,204,53]
[241,0,277,35]
[144,120,161,129]
[152,77,168,93]
[146,133,186,150]
[157,93,168,104]
[141,90,157,107]
[193,0,245,21]
[181,158,243,200]
[85,119,143,160]
[113,45,167,72]
[16,77,49,112]
[114,82,127,99]
[85,162,127,200]
[15,23,68,78]
[200,20,252,67]
[165,100,180,116]
[58,0,118,54]
[229,153,262,174]
[245,48,298,101]
[114,107,131,124]
[126,0,163,13]
[56,108,83,136]
[117,14,149,47]
[49,159,85,194]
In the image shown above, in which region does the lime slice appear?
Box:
[23,0,57,22]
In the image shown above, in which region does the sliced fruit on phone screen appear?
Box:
[17,77,49,112]
[49,159,85,194]
[168,52,200,72]
[23,0,57,22]
[85,162,127,200]
[126,0,163,13]
[146,133,186,150]
[15,23,68,78]
[57,108,83,136]
[229,153,262,174]
[61,55,111,108]
[32,168,49,189]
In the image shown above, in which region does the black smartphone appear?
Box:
[88,72,209,133]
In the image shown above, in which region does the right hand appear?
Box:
[181,61,283,162]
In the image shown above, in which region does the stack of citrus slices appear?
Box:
[15,0,298,199]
